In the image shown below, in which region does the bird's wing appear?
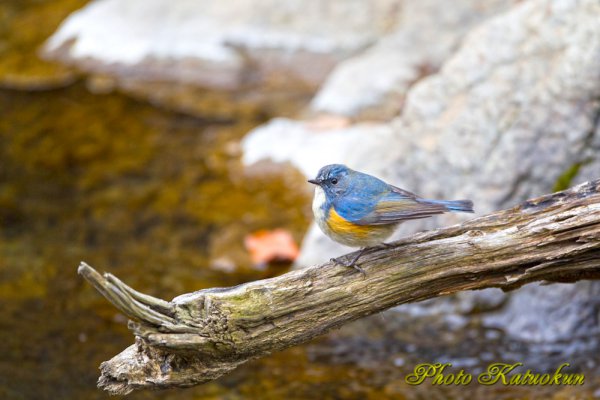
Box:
[389,184,419,199]
[348,189,448,226]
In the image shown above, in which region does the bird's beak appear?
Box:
[308,179,319,185]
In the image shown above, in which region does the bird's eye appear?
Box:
[331,178,338,185]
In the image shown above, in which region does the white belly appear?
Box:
[312,186,328,222]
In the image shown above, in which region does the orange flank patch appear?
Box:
[327,208,372,238]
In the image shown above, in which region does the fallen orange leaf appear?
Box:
[244,229,299,266]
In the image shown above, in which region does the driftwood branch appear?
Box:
[79,179,600,395]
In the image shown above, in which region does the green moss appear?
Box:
[553,162,586,192]
[0,0,88,89]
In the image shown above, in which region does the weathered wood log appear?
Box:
[79,179,600,395]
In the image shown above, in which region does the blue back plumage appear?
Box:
[313,165,398,220]
[312,164,473,226]
[309,164,474,251]
[332,171,390,221]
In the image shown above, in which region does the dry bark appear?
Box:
[79,179,600,395]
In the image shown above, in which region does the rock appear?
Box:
[310,0,512,120]
[391,0,600,215]
[43,0,404,91]
[484,281,600,343]
[242,118,396,180]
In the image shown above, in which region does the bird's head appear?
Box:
[308,164,353,199]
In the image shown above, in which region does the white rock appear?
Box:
[311,0,512,118]
[43,0,404,89]
[241,117,396,179]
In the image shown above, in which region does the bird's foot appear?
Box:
[330,248,367,276]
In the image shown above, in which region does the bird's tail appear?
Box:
[424,199,474,213]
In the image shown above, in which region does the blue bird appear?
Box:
[308,164,474,274]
